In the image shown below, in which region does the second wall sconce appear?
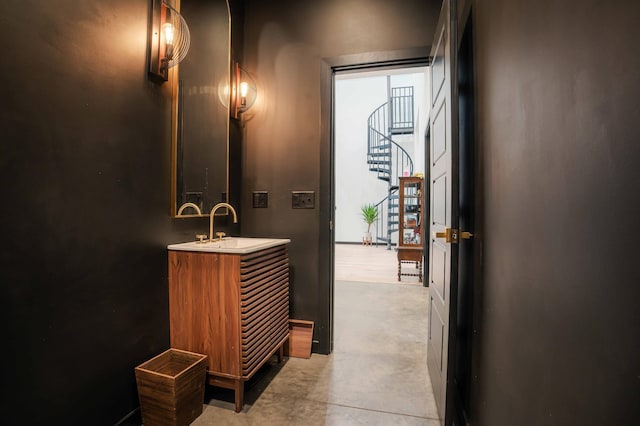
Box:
[148,0,191,83]
[233,63,257,118]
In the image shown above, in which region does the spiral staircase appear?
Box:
[367,86,415,249]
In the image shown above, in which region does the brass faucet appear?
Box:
[209,202,238,242]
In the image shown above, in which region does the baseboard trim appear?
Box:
[114,407,140,425]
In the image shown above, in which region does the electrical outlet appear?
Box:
[292,191,315,209]
[253,191,268,208]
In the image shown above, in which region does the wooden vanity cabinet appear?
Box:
[168,243,290,412]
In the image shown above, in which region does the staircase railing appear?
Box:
[367,108,414,187]
[390,86,414,134]
[367,95,414,249]
[372,187,399,248]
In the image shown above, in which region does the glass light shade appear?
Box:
[235,64,257,117]
[163,23,175,46]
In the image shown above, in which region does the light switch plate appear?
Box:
[253,191,268,208]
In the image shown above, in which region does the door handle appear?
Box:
[433,228,473,244]
[434,228,456,243]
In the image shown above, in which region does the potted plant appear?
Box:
[360,204,379,245]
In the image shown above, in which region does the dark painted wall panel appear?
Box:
[470,0,640,424]
[0,0,240,423]
[241,0,442,354]
[229,0,245,215]
[7,0,636,422]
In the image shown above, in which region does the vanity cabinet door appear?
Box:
[168,251,242,376]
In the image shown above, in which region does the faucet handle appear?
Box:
[195,234,208,243]
[215,232,226,241]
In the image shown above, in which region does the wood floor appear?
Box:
[334,243,423,284]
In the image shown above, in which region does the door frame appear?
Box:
[319,48,430,354]
[451,3,478,425]
[320,40,479,425]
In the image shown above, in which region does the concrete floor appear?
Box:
[124,245,436,425]
[191,276,438,425]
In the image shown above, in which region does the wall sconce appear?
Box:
[233,63,257,118]
[148,0,191,84]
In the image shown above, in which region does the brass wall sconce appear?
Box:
[233,63,257,118]
[148,0,191,83]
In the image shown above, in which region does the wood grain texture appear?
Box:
[398,176,425,248]
[397,247,424,282]
[240,246,290,377]
[135,349,207,426]
[169,251,242,376]
[287,319,314,359]
[168,244,289,412]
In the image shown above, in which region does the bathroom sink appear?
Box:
[167,237,290,254]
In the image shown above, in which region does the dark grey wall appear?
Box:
[0,0,240,423]
[469,0,640,424]
[5,0,636,422]
[241,0,442,354]
[229,0,245,214]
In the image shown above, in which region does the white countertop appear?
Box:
[167,237,290,254]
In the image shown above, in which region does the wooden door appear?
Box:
[428,0,458,422]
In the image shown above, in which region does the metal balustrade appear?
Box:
[366,86,415,249]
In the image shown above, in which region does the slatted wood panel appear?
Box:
[239,245,289,377]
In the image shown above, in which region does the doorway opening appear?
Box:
[334,67,429,252]
[329,65,440,422]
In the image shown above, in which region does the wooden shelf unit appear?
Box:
[397,176,424,282]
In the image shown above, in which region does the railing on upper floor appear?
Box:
[390,86,414,134]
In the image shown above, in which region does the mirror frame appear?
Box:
[170,0,231,218]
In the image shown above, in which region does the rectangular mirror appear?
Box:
[171,0,230,218]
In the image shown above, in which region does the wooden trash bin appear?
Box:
[135,348,208,426]
[286,319,314,359]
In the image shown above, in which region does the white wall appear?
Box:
[335,74,388,243]
[335,68,430,243]
[389,69,431,175]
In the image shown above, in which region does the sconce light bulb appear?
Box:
[163,23,175,46]
[240,82,249,98]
